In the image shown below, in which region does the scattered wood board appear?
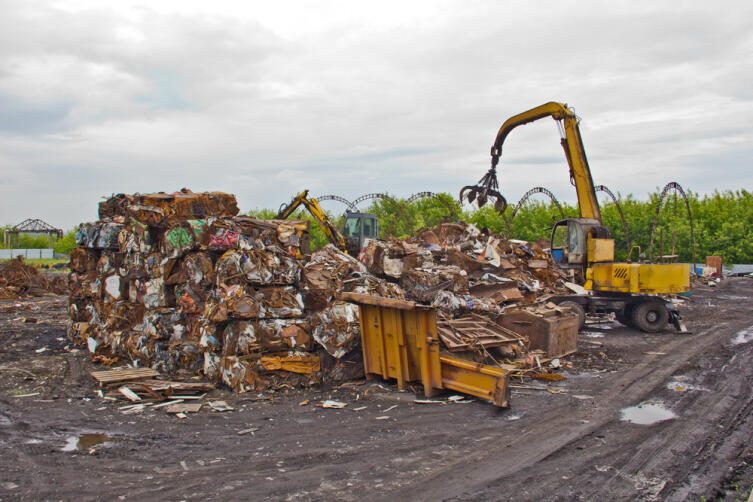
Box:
[166,402,202,414]
[91,368,159,385]
[118,386,142,402]
[134,380,215,393]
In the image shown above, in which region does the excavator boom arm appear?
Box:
[490,101,601,221]
[277,190,348,253]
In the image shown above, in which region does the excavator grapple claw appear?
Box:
[459,167,507,214]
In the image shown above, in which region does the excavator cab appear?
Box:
[550,218,612,272]
[342,211,380,255]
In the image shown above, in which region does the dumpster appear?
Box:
[339,292,511,407]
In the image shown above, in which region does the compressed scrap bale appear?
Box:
[207,285,304,322]
[215,249,301,288]
[180,252,215,291]
[70,248,98,274]
[75,222,124,249]
[302,245,368,310]
[99,189,239,226]
[217,356,264,392]
[222,319,310,355]
[311,301,360,358]
[161,221,204,258]
[319,348,365,384]
[69,189,397,393]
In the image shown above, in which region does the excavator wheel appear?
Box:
[630,301,669,333]
[558,301,585,330]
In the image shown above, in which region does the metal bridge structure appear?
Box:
[5,218,63,248]
[649,182,696,269]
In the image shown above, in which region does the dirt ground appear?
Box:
[1,278,752,501]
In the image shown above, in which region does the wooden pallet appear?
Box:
[90,368,159,385]
[437,313,524,351]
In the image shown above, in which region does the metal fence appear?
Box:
[0,249,54,259]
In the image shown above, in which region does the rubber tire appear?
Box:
[630,301,669,333]
[558,301,586,330]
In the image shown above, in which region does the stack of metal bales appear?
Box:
[67,189,401,391]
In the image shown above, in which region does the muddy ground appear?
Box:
[1,278,752,501]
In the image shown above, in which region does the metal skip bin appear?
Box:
[339,292,510,407]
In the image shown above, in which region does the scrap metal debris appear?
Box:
[67,189,404,393]
[0,257,68,299]
[67,190,578,404]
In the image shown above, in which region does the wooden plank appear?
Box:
[165,402,202,414]
[91,368,159,385]
[135,380,215,392]
[118,386,141,402]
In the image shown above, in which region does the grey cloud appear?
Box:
[0,1,752,228]
[0,92,73,134]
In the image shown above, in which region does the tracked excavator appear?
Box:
[277,190,379,255]
[461,102,690,332]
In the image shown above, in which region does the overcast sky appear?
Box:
[1,0,752,229]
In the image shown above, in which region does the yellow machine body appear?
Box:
[587,235,615,263]
[590,262,691,294]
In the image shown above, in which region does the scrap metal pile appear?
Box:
[67,190,577,397]
[0,257,68,299]
[358,222,576,362]
[360,223,566,308]
[67,190,402,392]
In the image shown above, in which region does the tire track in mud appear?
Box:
[387,317,753,501]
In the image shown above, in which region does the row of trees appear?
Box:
[251,189,753,265]
[6,188,748,263]
[0,226,77,254]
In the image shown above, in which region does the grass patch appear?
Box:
[7,388,33,396]
[0,258,68,267]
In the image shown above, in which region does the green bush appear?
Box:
[54,232,77,255]
[245,188,753,264]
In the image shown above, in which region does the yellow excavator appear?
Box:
[462,102,690,332]
[277,190,379,255]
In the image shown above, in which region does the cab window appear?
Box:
[552,224,568,249]
[362,217,375,238]
[343,217,360,237]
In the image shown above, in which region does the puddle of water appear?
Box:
[731,327,753,346]
[667,375,706,392]
[620,401,677,425]
[61,433,117,452]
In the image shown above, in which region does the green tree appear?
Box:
[244,188,753,264]
[18,234,50,249]
[54,231,78,255]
